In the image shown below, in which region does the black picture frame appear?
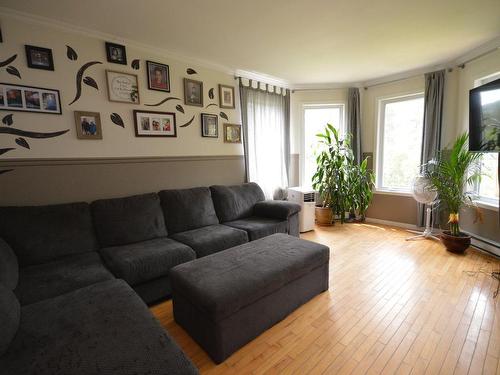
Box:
[201,113,218,138]
[184,78,203,107]
[133,110,177,137]
[105,42,127,65]
[0,82,62,115]
[146,61,170,92]
[25,45,54,71]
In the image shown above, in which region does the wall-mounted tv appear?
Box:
[469,77,500,152]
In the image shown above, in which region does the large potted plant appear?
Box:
[347,157,375,221]
[312,125,352,225]
[423,133,482,253]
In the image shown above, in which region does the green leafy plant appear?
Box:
[312,124,375,223]
[423,132,482,236]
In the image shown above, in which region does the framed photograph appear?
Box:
[184,78,203,107]
[133,110,176,137]
[147,61,170,92]
[219,84,235,109]
[74,111,102,140]
[0,83,61,114]
[224,123,242,143]
[25,45,54,71]
[105,42,127,65]
[106,70,140,104]
[201,113,218,138]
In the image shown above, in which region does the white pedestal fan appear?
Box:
[406,175,440,241]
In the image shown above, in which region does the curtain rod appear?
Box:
[234,76,289,95]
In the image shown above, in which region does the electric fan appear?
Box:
[406,175,439,241]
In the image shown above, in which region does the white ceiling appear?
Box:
[2,0,500,85]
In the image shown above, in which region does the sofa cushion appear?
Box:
[0,238,18,290]
[0,202,98,266]
[14,252,115,306]
[0,284,20,356]
[253,200,301,220]
[210,183,265,222]
[91,193,168,247]
[170,224,248,258]
[170,233,330,322]
[224,216,289,241]
[0,279,199,375]
[159,187,219,234]
[100,237,196,286]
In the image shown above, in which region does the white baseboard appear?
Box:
[365,217,418,230]
[365,217,500,258]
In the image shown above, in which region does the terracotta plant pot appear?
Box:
[440,231,471,254]
[315,206,334,226]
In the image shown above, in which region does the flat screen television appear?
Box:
[469,77,500,152]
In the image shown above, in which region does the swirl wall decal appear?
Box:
[0,148,15,156]
[145,97,181,107]
[68,61,102,105]
[179,115,195,128]
[0,127,69,138]
[0,54,17,67]
[205,103,218,109]
[0,169,14,175]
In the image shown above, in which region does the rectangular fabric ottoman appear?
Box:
[170,233,330,363]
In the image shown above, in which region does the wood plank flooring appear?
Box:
[150,223,500,374]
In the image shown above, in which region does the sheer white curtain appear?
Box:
[240,84,289,198]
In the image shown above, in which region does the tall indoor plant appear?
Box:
[423,133,482,253]
[347,158,375,221]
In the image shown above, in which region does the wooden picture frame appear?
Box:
[106,70,140,104]
[133,110,177,137]
[74,111,102,140]
[0,83,62,114]
[184,78,203,107]
[105,42,127,65]
[219,84,235,109]
[25,45,54,71]
[201,113,218,138]
[147,61,170,92]
[224,123,242,143]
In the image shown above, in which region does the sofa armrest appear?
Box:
[253,201,301,220]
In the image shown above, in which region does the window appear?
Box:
[302,104,344,187]
[376,94,424,192]
[472,73,499,208]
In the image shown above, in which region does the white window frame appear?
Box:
[300,103,345,187]
[471,72,500,211]
[375,92,424,195]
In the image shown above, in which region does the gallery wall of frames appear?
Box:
[0,13,243,162]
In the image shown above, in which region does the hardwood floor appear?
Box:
[150,224,500,374]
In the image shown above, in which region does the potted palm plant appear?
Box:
[312,125,351,225]
[347,157,375,221]
[423,133,482,253]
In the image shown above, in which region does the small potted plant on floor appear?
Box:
[312,124,351,225]
[423,133,482,253]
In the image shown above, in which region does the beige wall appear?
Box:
[0,13,242,159]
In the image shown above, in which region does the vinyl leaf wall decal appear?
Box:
[6,66,21,79]
[205,103,218,109]
[83,76,98,90]
[0,127,69,139]
[186,68,197,75]
[179,115,195,128]
[110,113,124,127]
[69,61,102,105]
[66,45,78,61]
[175,104,184,114]
[0,54,17,67]
[0,148,15,156]
[208,88,214,99]
[220,112,228,120]
[2,114,13,126]
[145,97,181,106]
[15,138,30,149]
[131,59,140,70]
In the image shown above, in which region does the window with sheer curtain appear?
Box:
[241,85,289,198]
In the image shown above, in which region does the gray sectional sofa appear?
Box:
[0,182,300,374]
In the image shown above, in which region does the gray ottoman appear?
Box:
[170,233,330,363]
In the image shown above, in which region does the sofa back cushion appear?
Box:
[91,193,167,247]
[0,202,98,266]
[210,183,265,222]
[0,238,18,290]
[0,284,20,356]
[159,187,219,234]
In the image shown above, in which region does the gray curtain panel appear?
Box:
[239,79,250,183]
[417,70,445,227]
[347,87,362,164]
